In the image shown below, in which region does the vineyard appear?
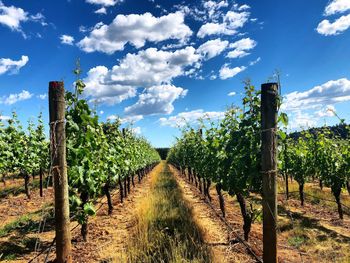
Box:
[0,75,349,263]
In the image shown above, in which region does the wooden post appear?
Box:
[39,167,43,197]
[49,81,72,263]
[261,82,278,263]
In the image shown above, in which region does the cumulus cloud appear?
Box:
[317,0,350,35]
[84,66,137,105]
[121,115,143,123]
[0,90,33,105]
[282,79,350,130]
[197,38,229,59]
[0,1,28,31]
[0,115,10,121]
[83,47,200,105]
[95,7,107,14]
[316,105,336,117]
[60,34,74,45]
[131,126,141,134]
[324,0,350,16]
[317,14,350,35]
[37,94,47,100]
[203,0,229,22]
[227,38,257,58]
[124,85,188,116]
[219,64,246,79]
[159,109,225,127]
[228,91,236,96]
[197,10,250,38]
[0,2,47,36]
[0,55,29,75]
[281,78,350,111]
[287,110,318,130]
[86,0,121,7]
[78,12,192,54]
[106,114,143,124]
[30,12,47,26]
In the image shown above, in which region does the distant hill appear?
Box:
[289,123,350,140]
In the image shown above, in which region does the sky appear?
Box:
[0,0,350,147]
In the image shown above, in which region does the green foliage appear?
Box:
[168,81,262,197]
[0,112,49,181]
[65,64,160,229]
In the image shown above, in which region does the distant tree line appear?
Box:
[156,148,169,160]
[289,123,349,140]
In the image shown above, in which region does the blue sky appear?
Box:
[0,0,350,147]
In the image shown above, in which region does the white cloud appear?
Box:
[131,126,141,134]
[86,0,121,7]
[107,114,118,120]
[0,90,33,105]
[287,110,318,130]
[281,78,350,111]
[228,91,236,96]
[106,114,143,123]
[38,94,47,100]
[120,115,143,123]
[99,110,104,115]
[0,55,29,75]
[0,2,46,35]
[317,14,350,35]
[283,79,350,130]
[83,47,200,105]
[106,47,200,87]
[316,105,336,117]
[324,0,350,16]
[78,12,192,54]
[159,109,225,128]
[317,0,350,35]
[124,85,188,116]
[60,34,74,45]
[219,64,246,79]
[84,66,137,105]
[95,7,107,14]
[0,1,28,31]
[249,57,261,66]
[203,0,229,22]
[227,38,257,58]
[197,10,250,38]
[30,12,47,26]
[238,4,250,11]
[0,115,10,121]
[197,38,229,59]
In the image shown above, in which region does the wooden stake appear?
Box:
[49,81,72,263]
[39,167,43,197]
[261,82,278,263]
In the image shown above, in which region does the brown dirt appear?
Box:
[170,166,258,263]
[14,165,161,263]
[169,166,312,263]
[0,186,53,228]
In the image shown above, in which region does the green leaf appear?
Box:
[83,203,96,216]
[278,112,289,126]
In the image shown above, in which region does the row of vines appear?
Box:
[0,68,161,243]
[167,80,350,242]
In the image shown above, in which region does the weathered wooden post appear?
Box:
[49,81,72,263]
[39,167,43,197]
[261,82,278,263]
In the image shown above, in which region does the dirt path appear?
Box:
[64,165,160,263]
[4,165,160,263]
[170,165,256,263]
[0,187,53,228]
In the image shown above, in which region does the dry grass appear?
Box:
[277,179,350,213]
[125,162,212,263]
